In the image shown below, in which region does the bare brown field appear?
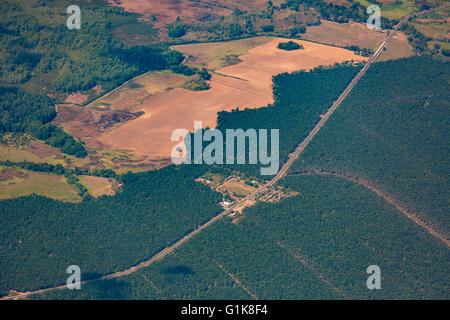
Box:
[64,92,89,105]
[378,32,415,61]
[302,20,413,61]
[303,20,414,61]
[53,104,140,148]
[107,0,270,24]
[302,20,387,49]
[97,38,366,158]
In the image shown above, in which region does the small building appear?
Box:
[221,201,232,207]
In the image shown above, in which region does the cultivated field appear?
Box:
[301,20,413,61]
[97,38,366,158]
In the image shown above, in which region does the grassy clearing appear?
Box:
[377,35,414,61]
[86,71,188,112]
[173,37,274,70]
[413,21,449,40]
[0,145,59,164]
[0,133,90,168]
[356,0,417,20]
[220,179,257,197]
[0,166,81,202]
[79,176,118,198]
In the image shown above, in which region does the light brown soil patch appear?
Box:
[97,38,366,158]
[92,85,103,95]
[378,35,415,61]
[79,176,119,197]
[64,93,89,105]
[53,104,140,146]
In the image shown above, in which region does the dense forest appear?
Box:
[33,175,449,299]
[290,56,450,234]
[211,63,361,177]
[0,87,87,157]
[0,164,222,294]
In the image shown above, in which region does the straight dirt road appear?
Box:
[3,4,448,300]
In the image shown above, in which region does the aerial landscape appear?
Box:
[0,0,448,304]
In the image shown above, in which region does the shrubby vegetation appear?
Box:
[281,0,396,28]
[401,23,432,55]
[282,0,367,24]
[171,64,212,90]
[168,23,187,39]
[277,41,303,51]
[0,87,87,157]
[0,165,222,292]
[291,56,450,234]
[0,160,117,178]
[174,1,321,42]
[344,45,374,57]
[33,175,450,299]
